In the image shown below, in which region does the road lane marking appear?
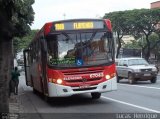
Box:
[119,84,160,90]
[102,96,160,113]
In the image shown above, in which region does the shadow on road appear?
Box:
[49,95,104,107]
[118,79,158,85]
[32,90,107,107]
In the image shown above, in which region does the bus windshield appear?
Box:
[47,31,114,68]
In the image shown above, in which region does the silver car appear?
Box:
[116,57,157,84]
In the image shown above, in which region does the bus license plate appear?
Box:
[79,84,90,89]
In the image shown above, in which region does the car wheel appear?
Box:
[91,93,101,99]
[116,73,120,83]
[150,77,157,83]
[117,77,120,83]
[128,73,135,84]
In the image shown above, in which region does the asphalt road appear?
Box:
[18,72,160,119]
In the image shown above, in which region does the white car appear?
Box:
[116,57,157,84]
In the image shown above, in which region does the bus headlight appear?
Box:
[105,75,111,80]
[105,73,116,80]
[48,78,63,85]
[56,79,63,84]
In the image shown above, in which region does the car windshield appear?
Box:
[46,31,114,68]
[128,59,149,66]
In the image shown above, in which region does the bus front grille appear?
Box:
[65,78,101,83]
[62,67,104,83]
[73,87,97,91]
[61,67,104,75]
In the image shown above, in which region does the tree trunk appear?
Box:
[0,39,12,113]
[145,35,150,61]
[116,32,123,58]
[116,39,121,58]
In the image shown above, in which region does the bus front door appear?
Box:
[23,49,32,86]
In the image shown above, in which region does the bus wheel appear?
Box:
[44,95,51,102]
[33,88,37,94]
[31,76,37,94]
[91,93,101,99]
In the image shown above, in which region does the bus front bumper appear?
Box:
[48,77,117,97]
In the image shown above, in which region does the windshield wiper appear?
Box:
[80,31,97,49]
[62,32,74,43]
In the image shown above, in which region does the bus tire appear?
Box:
[44,95,51,102]
[40,77,44,93]
[91,92,101,99]
[33,88,37,94]
[31,76,37,94]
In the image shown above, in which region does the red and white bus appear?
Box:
[23,19,117,100]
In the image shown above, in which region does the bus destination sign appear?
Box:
[54,21,104,31]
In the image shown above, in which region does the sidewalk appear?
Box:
[9,86,24,119]
[9,71,40,119]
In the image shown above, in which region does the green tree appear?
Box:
[0,0,34,112]
[13,30,39,54]
[103,11,130,58]
[124,40,142,49]
[104,8,160,60]
[126,9,160,60]
[148,33,160,59]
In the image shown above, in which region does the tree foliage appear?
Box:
[124,40,142,49]
[127,9,160,60]
[0,0,35,40]
[103,11,130,58]
[0,0,34,112]
[13,30,39,54]
[103,8,160,60]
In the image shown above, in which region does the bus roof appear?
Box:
[26,18,112,49]
[43,18,104,25]
[44,19,112,34]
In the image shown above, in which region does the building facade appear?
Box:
[151,1,160,9]
[151,1,160,30]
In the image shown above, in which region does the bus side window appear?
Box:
[35,41,39,61]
